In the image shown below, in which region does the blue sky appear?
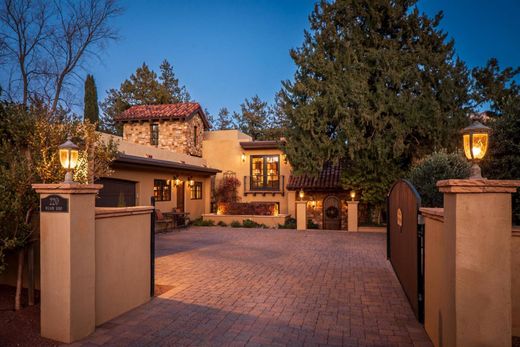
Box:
[88,0,520,116]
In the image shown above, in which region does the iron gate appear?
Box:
[387,179,424,323]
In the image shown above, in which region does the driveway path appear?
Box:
[78,228,432,346]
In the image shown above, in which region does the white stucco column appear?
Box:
[347,201,359,232]
[296,200,307,231]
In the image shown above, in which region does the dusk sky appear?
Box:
[87,0,520,116]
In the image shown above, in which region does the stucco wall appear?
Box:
[94,207,152,325]
[513,226,520,336]
[107,166,210,219]
[122,114,204,156]
[203,130,292,215]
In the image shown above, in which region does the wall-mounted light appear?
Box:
[350,191,356,201]
[462,120,491,179]
[173,176,182,186]
[59,137,79,183]
[188,177,195,187]
[299,188,305,200]
[241,152,246,163]
[283,154,288,164]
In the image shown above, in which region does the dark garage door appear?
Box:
[96,178,136,207]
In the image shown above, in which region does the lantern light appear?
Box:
[174,176,182,186]
[350,191,356,201]
[299,188,305,200]
[461,120,491,179]
[58,137,79,183]
[241,153,246,163]
[188,177,195,187]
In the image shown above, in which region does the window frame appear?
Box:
[249,155,280,191]
[190,181,203,200]
[193,125,198,147]
[150,123,159,146]
[153,179,171,201]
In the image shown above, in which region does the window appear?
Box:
[190,181,202,199]
[193,126,198,146]
[250,155,280,190]
[153,179,171,201]
[150,123,159,146]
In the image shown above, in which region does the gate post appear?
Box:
[32,183,102,343]
[296,200,307,231]
[347,201,359,232]
[438,179,520,347]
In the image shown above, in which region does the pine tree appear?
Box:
[235,95,271,140]
[215,107,234,130]
[83,74,99,128]
[279,0,471,208]
[159,59,191,103]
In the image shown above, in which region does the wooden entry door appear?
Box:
[323,196,341,230]
[176,182,185,212]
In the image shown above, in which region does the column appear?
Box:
[296,200,307,231]
[347,201,359,232]
[32,183,102,343]
[438,179,520,347]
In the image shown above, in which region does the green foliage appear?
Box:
[307,219,319,229]
[84,74,100,127]
[241,219,267,228]
[191,218,215,226]
[408,151,470,207]
[100,60,191,135]
[217,221,227,227]
[280,0,471,207]
[278,217,297,229]
[475,59,520,224]
[234,95,286,140]
[215,107,235,130]
[230,220,242,228]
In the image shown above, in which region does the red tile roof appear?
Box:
[287,163,344,191]
[115,103,209,128]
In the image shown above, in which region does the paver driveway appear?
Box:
[78,228,432,347]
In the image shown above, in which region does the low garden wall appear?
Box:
[202,213,289,228]
[217,202,279,216]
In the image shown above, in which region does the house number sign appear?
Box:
[41,195,69,213]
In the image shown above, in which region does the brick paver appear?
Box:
[77,228,432,346]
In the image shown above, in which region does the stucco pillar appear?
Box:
[296,200,307,231]
[347,201,359,232]
[438,179,520,347]
[32,183,102,343]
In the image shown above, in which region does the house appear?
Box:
[98,102,353,229]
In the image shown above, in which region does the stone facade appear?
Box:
[123,114,204,156]
[305,192,349,230]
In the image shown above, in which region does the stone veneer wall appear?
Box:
[305,192,349,230]
[122,114,204,156]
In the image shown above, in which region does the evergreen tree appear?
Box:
[83,74,100,128]
[159,59,191,103]
[235,95,271,140]
[100,60,192,135]
[476,59,520,224]
[215,107,234,130]
[279,0,471,208]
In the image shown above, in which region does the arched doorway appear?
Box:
[323,195,341,230]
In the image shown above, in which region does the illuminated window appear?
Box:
[154,179,171,201]
[190,181,202,199]
[250,155,280,190]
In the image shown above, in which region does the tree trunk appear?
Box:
[15,248,25,311]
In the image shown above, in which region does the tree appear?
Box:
[235,95,271,140]
[279,0,471,210]
[215,107,235,130]
[84,74,100,127]
[0,101,117,310]
[100,60,192,135]
[0,0,122,113]
[476,59,520,224]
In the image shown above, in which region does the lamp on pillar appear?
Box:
[58,137,79,184]
[299,188,305,200]
[350,190,356,201]
[462,120,491,179]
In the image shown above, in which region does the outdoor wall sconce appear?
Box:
[173,176,182,186]
[59,137,79,184]
[283,154,288,164]
[462,120,491,179]
[299,188,305,200]
[350,191,356,201]
[188,177,195,187]
[241,153,246,163]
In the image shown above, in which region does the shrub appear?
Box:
[408,151,470,207]
[191,218,215,226]
[230,220,242,228]
[278,217,296,229]
[307,219,319,229]
[241,219,267,228]
[217,221,227,227]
